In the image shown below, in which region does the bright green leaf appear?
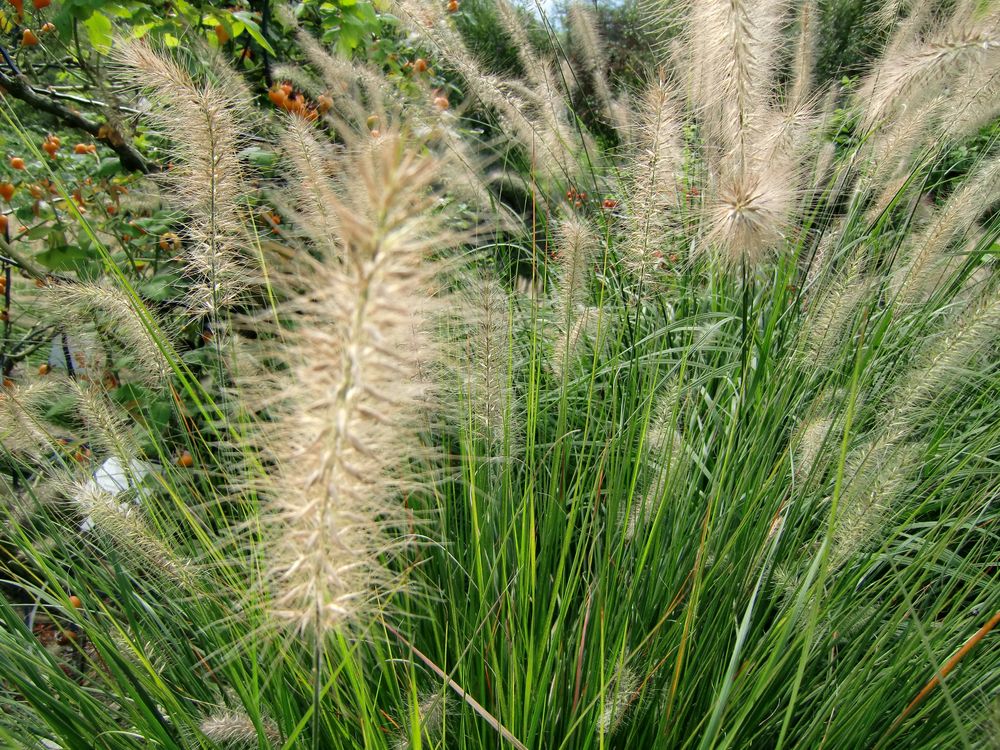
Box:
[232,11,276,55]
[83,11,113,53]
[34,245,93,273]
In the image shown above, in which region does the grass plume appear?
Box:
[247,130,463,638]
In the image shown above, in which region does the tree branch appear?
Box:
[31,86,143,116]
[0,237,49,282]
[0,67,155,174]
[258,0,274,87]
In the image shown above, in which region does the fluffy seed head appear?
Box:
[0,380,64,457]
[705,167,795,267]
[53,282,172,388]
[72,383,142,467]
[200,711,280,748]
[681,0,787,161]
[114,38,255,319]
[788,0,817,111]
[73,480,193,586]
[549,305,603,382]
[891,292,1000,425]
[460,274,518,446]
[389,0,586,184]
[249,130,463,639]
[830,440,922,573]
[553,213,600,327]
[624,388,685,539]
[792,417,833,486]
[394,692,448,750]
[893,155,1000,306]
[860,11,1000,128]
[797,264,870,367]
[598,666,639,736]
[567,4,614,117]
[620,77,683,282]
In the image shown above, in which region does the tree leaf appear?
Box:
[232,11,276,55]
[34,245,93,272]
[83,11,113,53]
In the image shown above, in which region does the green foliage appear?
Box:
[814,0,890,84]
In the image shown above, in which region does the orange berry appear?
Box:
[38,363,50,375]
[28,184,43,199]
[0,215,7,233]
[0,183,13,201]
[214,24,229,44]
[447,0,459,11]
[432,95,449,111]
[21,29,38,46]
[267,88,287,108]
[176,451,194,468]
[159,231,181,252]
[10,157,25,170]
[68,595,82,608]
[9,0,23,18]
[413,58,428,73]
[280,82,293,95]
[40,22,55,33]
[73,143,89,154]
[32,0,50,8]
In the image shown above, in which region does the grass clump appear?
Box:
[0,1,999,748]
